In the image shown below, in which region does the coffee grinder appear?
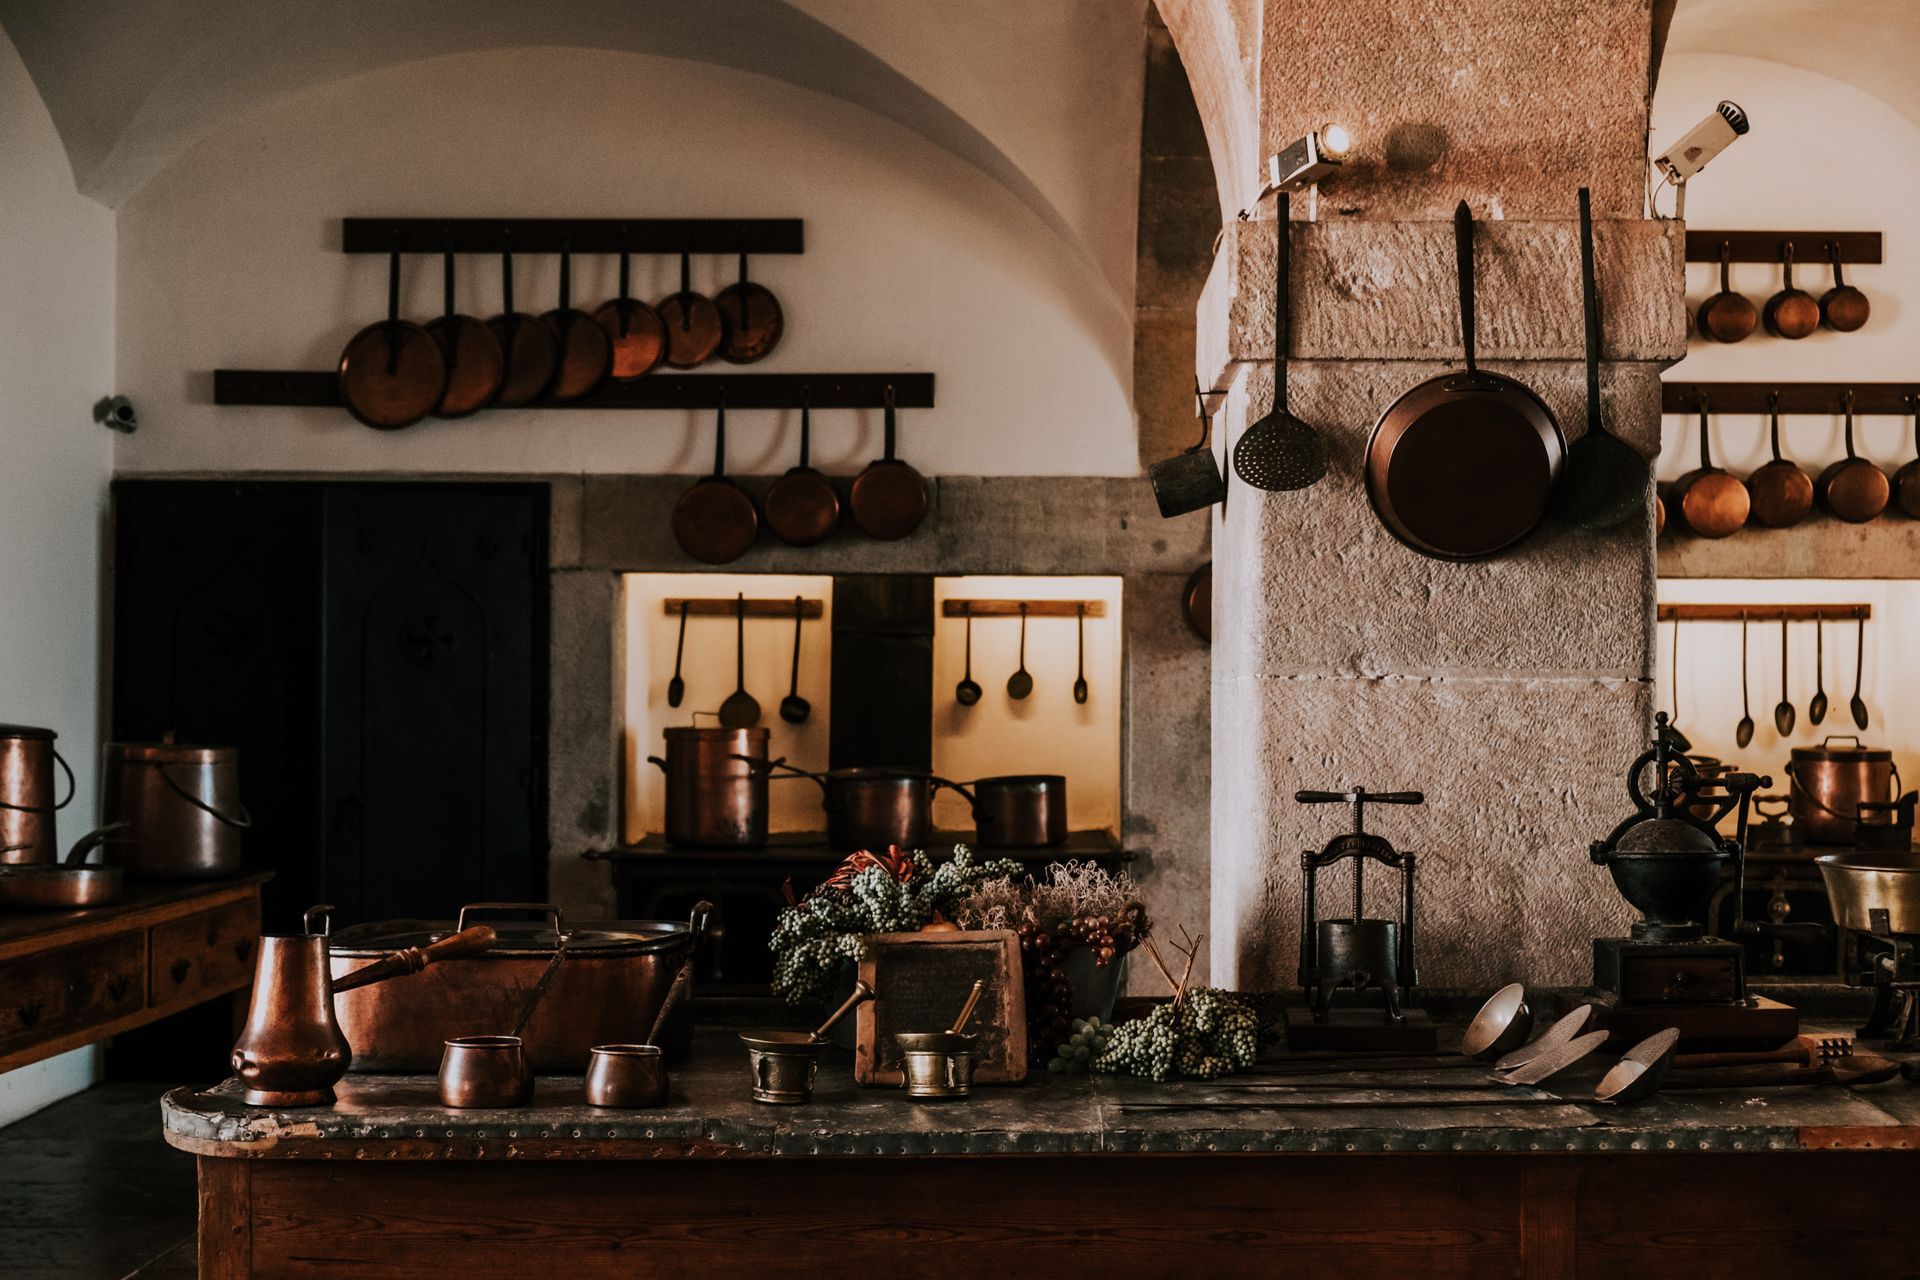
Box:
[1585,713,1797,1047]
[1289,787,1436,1052]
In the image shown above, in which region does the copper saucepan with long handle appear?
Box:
[1670,395,1748,538]
[1817,390,1890,523]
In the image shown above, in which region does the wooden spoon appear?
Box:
[718,594,761,729]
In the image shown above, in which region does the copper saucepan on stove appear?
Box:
[945,774,1069,848]
[647,725,772,849]
[759,763,962,853]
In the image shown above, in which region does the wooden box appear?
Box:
[853,929,1027,1085]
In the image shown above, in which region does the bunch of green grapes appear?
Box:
[1045,1017,1113,1075]
[1091,989,1261,1082]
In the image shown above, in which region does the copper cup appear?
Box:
[585,1044,667,1108]
[438,1035,534,1109]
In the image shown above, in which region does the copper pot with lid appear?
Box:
[0,724,74,865]
[646,725,771,849]
[103,734,250,879]
[1788,737,1902,846]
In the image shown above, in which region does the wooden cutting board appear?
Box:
[853,929,1027,1085]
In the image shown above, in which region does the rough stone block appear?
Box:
[1210,672,1646,990]
[550,475,584,569]
[1660,514,1920,579]
[1136,155,1222,310]
[549,568,619,859]
[1133,312,1207,469]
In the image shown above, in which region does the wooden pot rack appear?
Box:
[1657,604,1870,623]
[941,600,1107,619]
[1684,231,1882,264]
[661,598,822,619]
[1661,383,1917,416]
[215,370,936,411]
[342,218,803,255]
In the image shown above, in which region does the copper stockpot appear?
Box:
[951,775,1069,848]
[1788,737,1902,846]
[0,724,73,865]
[103,735,249,878]
[647,726,770,849]
[330,902,708,1072]
[765,763,960,853]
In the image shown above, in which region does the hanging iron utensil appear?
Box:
[713,250,784,363]
[1149,381,1226,518]
[1364,201,1564,560]
[1746,390,1814,528]
[592,249,667,381]
[425,245,505,419]
[1775,617,1796,737]
[1817,389,1889,523]
[1072,603,1089,705]
[1819,241,1870,333]
[1763,242,1820,340]
[1671,393,1748,538]
[1006,603,1033,701]
[542,241,611,401]
[671,393,759,564]
[667,600,689,709]
[779,597,811,725]
[338,250,447,430]
[658,251,724,368]
[487,246,560,407]
[1552,187,1648,531]
[764,388,840,547]
[1233,191,1325,492]
[955,602,982,707]
[1809,611,1830,726]
[1894,394,1920,520]
[1695,241,1756,344]
[1736,610,1755,749]
[1850,611,1870,731]
[718,594,761,730]
[848,385,929,540]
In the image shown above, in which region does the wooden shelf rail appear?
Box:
[662,598,823,619]
[341,218,804,256]
[941,600,1108,619]
[1684,230,1882,265]
[1661,383,1918,416]
[1657,604,1870,623]
[214,370,936,411]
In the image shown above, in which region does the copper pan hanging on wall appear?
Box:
[848,385,929,540]
[424,247,505,419]
[541,241,612,401]
[1364,201,1565,561]
[338,251,448,430]
[713,251,785,364]
[671,393,759,564]
[763,388,840,546]
[1745,391,1813,528]
[487,247,559,407]
[592,251,667,381]
[658,252,724,369]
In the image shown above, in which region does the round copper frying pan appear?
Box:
[713,252,784,364]
[541,243,612,402]
[1671,395,1748,538]
[338,251,448,431]
[1895,394,1920,520]
[1745,391,1813,528]
[658,252,724,369]
[592,252,667,381]
[425,248,505,419]
[672,395,759,564]
[487,249,559,407]
[1364,202,1564,561]
[764,389,840,546]
[848,386,929,541]
[1816,390,1889,523]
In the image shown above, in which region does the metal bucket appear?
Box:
[103,736,249,878]
[0,725,72,865]
[648,727,770,849]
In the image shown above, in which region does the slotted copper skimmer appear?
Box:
[1233,192,1326,492]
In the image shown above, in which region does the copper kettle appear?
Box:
[231,906,496,1106]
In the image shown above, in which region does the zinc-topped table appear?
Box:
[166,1021,1920,1278]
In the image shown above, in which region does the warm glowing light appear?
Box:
[1318,124,1351,160]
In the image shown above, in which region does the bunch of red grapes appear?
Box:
[1016,901,1148,1063]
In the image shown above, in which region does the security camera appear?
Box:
[1269,124,1351,195]
[94,395,137,433]
[1655,101,1749,185]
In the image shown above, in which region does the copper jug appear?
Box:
[0,725,74,865]
[231,906,351,1106]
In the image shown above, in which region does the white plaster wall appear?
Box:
[1654,53,1920,481]
[112,47,1141,479]
[0,27,114,1127]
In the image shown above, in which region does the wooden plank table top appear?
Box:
[0,873,271,960]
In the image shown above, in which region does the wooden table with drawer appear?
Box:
[0,874,269,1074]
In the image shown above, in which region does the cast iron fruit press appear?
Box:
[1290,787,1435,1052]
[1586,713,1796,1048]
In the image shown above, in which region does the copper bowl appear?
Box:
[438,1036,534,1109]
[585,1044,667,1108]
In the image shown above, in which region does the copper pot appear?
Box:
[768,764,958,853]
[439,1036,535,1108]
[103,735,249,879]
[953,774,1069,848]
[647,726,770,849]
[330,902,708,1072]
[1788,737,1901,846]
[0,724,72,865]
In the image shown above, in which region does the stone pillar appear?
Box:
[1179,0,1683,987]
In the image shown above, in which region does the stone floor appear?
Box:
[0,1084,196,1279]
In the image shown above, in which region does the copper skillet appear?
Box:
[541,242,612,401]
[1364,201,1564,560]
[764,388,840,546]
[671,394,759,564]
[713,251,784,364]
[1695,241,1756,344]
[425,247,505,419]
[487,248,560,407]
[338,251,448,430]
[1817,389,1889,523]
[1670,394,1749,538]
[1895,393,1920,520]
[848,385,930,541]
[592,251,667,381]
[1746,390,1814,528]
[658,252,724,369]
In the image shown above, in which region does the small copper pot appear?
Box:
[1789,737,1901,846]
[0,724,72,866]
[648,727,771,849]
[953,775,1068,848]
[585,1044,667,1108]
[104,735,249,879]
[439,1036,534,1109]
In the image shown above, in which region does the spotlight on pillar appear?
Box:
[1268,124,1350,195]
[1654,101,1748,218]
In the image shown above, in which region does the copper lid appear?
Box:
[330,917,689,958]
[1791,739,1891,762]
[0,724,56,740]
[662,726,770,743]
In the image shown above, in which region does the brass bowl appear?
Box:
[1816,852,1920,934]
